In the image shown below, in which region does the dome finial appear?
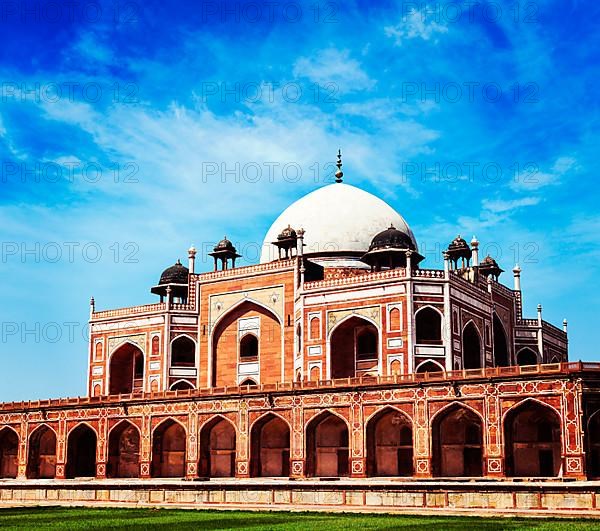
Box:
[335,148,343,183]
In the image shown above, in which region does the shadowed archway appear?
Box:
[250,414,290,477]
[27,425,56,479]
[517,348,538,366]
[151,420,186,478]
[306,412,349,477]
[199,417,236,478]
[504,401,561,477]
[0,428,18,479]
[432,405,483,477]
[463,322,482,370]
[493,314,509,367]
[109,343,144,395]
[366,408,413,477]
[330,317,378,379]
[107,421,140,478]
[66,424,97,478]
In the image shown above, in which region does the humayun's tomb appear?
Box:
[1,153,600,514]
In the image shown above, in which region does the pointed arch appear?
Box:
[27,424,57,479]
[199,415,236,478]
[503,399,561,477]
[366,406,413,477]
[170,334,196,367]
[587,409,600,478]
[211,300,282,387]
[327,313,379,339]
[431,403,484,477]
[415,359,445,373]
[250,412,290,477]
[493,313,510,367]
[151,418,187,478]
[239,333,259,360]
[108,341,144,395]
[107,420,140,478]
[211,298,283,331]
[516,347,538,366]
[462,320,482,370]
[0,427,19,479]
[329,315,379,379]
[415,305,443,345]
[170,379,195,391]
[66,423,97,478]
[305,410,350,477]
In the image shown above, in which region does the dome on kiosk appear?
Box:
[260,182,417,263]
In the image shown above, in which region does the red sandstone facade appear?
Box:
[1,175,599,485]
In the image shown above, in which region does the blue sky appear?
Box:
[0,0,598,401]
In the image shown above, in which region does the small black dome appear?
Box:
[158,259,189,285]
[448,235,470,253]
[479,255,499,268]
[214,236,235,252]
[368,224,415,252]
[277,225,297,240]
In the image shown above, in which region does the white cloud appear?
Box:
[482,197,540,214]
[292,48,375,93]
[510,155,579,192]
[384,7,448,46]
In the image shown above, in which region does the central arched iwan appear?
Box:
[211,301,282,387]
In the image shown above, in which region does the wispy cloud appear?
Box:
[384,7,448,46]
[510,156,579,192]
[293,48,375,93]
[482,196,540,213]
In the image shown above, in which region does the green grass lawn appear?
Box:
[0,508,598,530]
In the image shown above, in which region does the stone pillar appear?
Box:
[55,418,67,479]
[349,396,366,477]
[562,380,586,479]
[484,388,504,477]
[96,416,107,479]
[537,304,544,360]
[17,419,27,479]
[471,236,479,267]
[290,400,305,478]
[236,400,250,478]
[186,412,199,479]
[443,250,450,276]
[297,229,305,287]
[140,413,152,479]
[513,264,521,291]
[413,390,432,477]
[188,245,197,274]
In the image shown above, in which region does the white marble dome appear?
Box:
[260,182,417,263]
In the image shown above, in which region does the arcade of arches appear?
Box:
[3,394,600,480]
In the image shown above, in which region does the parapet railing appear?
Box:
[196,259,295,282]
[91,303,166,319]
[1,362,598,413]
